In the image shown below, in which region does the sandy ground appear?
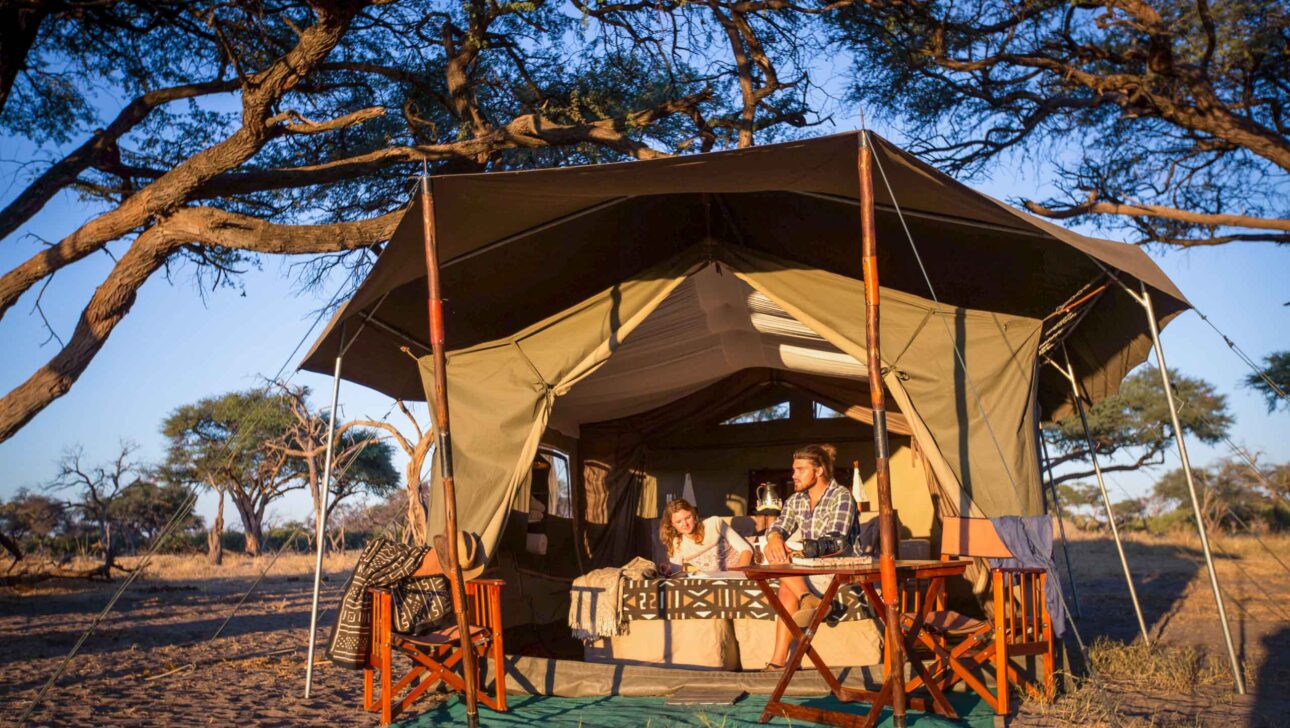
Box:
[1,530,1287,727]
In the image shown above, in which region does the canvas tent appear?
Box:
[300,131,1188,575]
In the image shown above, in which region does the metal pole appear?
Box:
[1057,352,1151,645]
[421,175,481,721]
[858,131,907,727]
[304,330,345,698]
[1039,434,1081,619]
[1137,281,1246,694]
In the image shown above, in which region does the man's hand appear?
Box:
[763,532,790,564]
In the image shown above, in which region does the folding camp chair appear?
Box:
[363,579,507,725]
[902,516,1055,716]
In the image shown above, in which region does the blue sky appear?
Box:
[1,113,1286,530]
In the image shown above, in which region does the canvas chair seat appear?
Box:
[363,580,507,725]
[916,609,987,636]
[398,623,489,647]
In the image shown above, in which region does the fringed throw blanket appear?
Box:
[568,556,656,643]
[326,538,452,669]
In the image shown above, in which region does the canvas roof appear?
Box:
[301,131,1188,422]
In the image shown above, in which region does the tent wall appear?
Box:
[725,247,1044,518]
[421,244,1046,560]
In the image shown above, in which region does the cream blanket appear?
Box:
[568,557,656,642]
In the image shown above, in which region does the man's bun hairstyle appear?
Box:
[792,443,837,478]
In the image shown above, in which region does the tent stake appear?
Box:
[1039,434,1081,619]
[420,175,481,721]
[1056,350,1151,645]
[303,325,345,698]
[858,130,907,727]
[1135,281,1246,694]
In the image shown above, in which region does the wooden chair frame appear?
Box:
[902,517,1055,716]
[363,578,507,725]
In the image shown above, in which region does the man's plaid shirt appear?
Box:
[768,480,859,552]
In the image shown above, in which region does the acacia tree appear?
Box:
[1042,367,1231,484]
[350,401,436,545]
[0,0,825,445]
[832,0,1289,246]
[162,388,302,558]
[272,383,399,548]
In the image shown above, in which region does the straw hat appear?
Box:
[427,531,487,582]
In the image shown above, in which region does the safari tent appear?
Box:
[299,131,1188,578]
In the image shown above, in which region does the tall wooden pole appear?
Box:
[420,176,481,721]
[858,131,907,726]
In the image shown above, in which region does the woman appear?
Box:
[658,498,754,575]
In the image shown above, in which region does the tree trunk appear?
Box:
[244,517,265,557]
[230,495,265,557]
[208,489,225,566]
[101,519,116,575]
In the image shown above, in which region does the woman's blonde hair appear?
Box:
[658,498,705,557]
[792,443,838,480]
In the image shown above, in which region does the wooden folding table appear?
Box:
[735,559,971,728]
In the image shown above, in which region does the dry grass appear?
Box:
[1087,637,1233,693]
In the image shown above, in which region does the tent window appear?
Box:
[721,401,791,425]
[542,447,574,518]
[812,402,846,419]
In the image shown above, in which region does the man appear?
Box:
[761,443,858,670]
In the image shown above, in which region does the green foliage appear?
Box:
[1151,458,1290,533]
[1244,351,1290,413]
[160,387,299,488]
[0,489,69,551]
[1043,368,1230,484]
[109,480,203,548]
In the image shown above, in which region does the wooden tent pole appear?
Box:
[858,131,907,727]
[420,175,481,722]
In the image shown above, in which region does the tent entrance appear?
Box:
[510,263,938,580]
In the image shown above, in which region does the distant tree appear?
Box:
[109,479,202,552]
[349,402,435,546]
[1047,482,1104,530]
[1245,351,1290,413]
[0,489,68,558]
[1043,368,1231,485]
[832,0,1290,248]
[1153,457,1288,533]
[272,383,399,550]
[1112,497,1151,532]
[48,442,142,576]
[162,389,302,558]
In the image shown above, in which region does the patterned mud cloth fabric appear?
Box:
[326,538,451,669]
[620,578,872,622]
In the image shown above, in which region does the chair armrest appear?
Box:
[990,566,1046,575]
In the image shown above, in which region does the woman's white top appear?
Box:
[669,516,753,573]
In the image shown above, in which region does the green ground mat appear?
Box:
[398,691,995,727]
